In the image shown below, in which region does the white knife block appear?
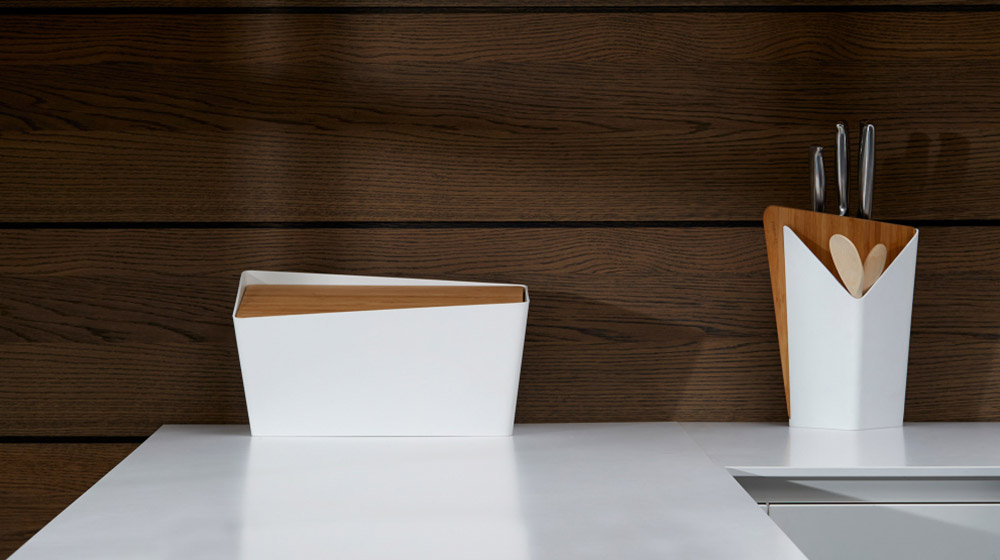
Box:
[784,226,919,430]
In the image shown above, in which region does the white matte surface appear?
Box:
[769,504,1000,560]
[11,423,806,560]
[683,422,1000,477]
[233,271,529,436]
[784,227,918,430]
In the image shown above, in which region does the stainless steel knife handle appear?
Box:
[836,122,849,216]
[810,145,825,213]
[858,122,875,219]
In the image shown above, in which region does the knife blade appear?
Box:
[836,122,849,216]
[810,145,825,213]
[858,122,875,219]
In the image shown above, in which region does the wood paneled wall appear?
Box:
[4,3,1000,554]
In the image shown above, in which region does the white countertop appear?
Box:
[683,422,1000,477]
[14,422,1000,559]
[12,423,804,560]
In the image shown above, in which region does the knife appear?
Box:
[810,145,825,213]
[836,122,849,216]
[858,122,875,219]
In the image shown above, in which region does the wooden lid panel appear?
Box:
[235,284,525,318]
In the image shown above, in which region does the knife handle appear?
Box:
[836,122,849,216]
[810,145,825,213]
[858,123,875,219]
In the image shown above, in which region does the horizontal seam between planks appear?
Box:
[4,5,1000,15]
[0,219,996,229]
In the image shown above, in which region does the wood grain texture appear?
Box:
[235,284,525,317]
[3,14,1000,220]
[11,14,1000,65]
[0,443,138,558]
[4,8,1000,557]
[2,1,996,7]
[1,226,998,435]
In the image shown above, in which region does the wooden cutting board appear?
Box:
[236,284,525,318]
[763,206,917,414]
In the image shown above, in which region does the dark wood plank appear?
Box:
[0,226,997,435]
[0,340,792,434]
[1,1,995,7]
[2,14,1000,221]
[8,62,1000,133]
[4,13,1000,66]
[10,14,1000,66]
[0,228,775,343]
[0,443,138,558]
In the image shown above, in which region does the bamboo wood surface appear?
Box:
[235,284,525,317]
[762,206,917,409]
[862,243,888,293]
[829,234,865,298]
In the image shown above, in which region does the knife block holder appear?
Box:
[763,207,918,430]
[232,270,529,437]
